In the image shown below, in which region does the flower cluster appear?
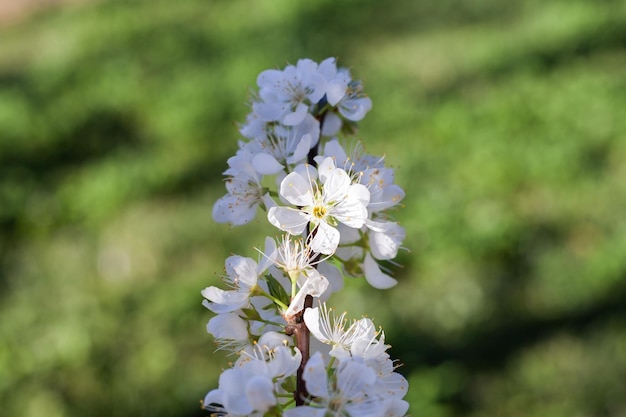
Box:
[203,58,409,416]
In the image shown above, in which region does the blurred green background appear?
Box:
[1,0,626,416]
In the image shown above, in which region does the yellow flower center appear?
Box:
[312,205,327,219]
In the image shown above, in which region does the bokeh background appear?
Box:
[1,0,626,416]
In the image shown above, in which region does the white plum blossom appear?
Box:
[204,343,302,416]
[321,138,405,214]
[273,235,318,281]
[247,114,321,176]
[267,158,370,255]
[206,311,250,352]
[202,238,276,313]
[284,270,329,318]
[256,58,327,126]
[317,57,373,135]
[304,302,376,359]
[213,146,271,226]
[284,352,387,417]
[367,220,406,261]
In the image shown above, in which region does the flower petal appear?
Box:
[302,352,329,398]
[268,207,309,235]
[252,153,284,175]
[212,194,258,225]
[369,222,405,260]
[206,312,248,340]
[245,375,276,412]
[326,78,348,106]
[309,221,340,255]
[283,102,309,126]
[279,171,314,207]
[363,253,398,289]
[332,198,368,229]
[287,133,313,165]
[201,287,250,313]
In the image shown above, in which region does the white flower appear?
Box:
[335,244,399,289]
[206,311,250,352]
[366,220,406,261]
[363,252,399,289]
[284,352,386,417]
[273,235,318,281]
[321,139,405,213]
[256,59,327,126]
[350,327,390,362]
[362,167,405,213]
[337,80,372,122]
[205,343,302,416]
[380,399,410,417]
[317,57,373,133]
[212,175,271,226]
[247,114,321,176]
[304,302,375,359]
[284,269,329,318]
[267,158,370,255]
[201,238,276,313]
[213,146,270,226]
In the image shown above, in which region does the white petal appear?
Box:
[221,369,254,415]
[257,236,277,272]
[332,199,367,229]
[303,307,324,342]
[293,163,318,181]
[283,102,309,126]
[369,184,406,212]
[245,375,276,412]
[252,153,284,175]
[212,194,258,225]
[226,255,258,287]
[337,223,361,244]
[267,206,309,235]
[258,331,292,350]
[321,111,342,136]
[287,133,312,165]
[254,101,284,122]
[318,57,337,79]
[322,168,350,201]
[206,312,248,340]
[382,399,410,417]
[348,183,371,206]
[339,96,372,121]
[316,157,337,184]
[322,138,348,165]
[285,274,329,317]
[279,171,314,207]
[336,359,377,398]
[309,222,340,255]
[257,69,283,88]
[267,345,302,379]
[363,253,397,289]
[305,72,328,104]
[201,287,250,313]
[302,352,329,398]
[326,78,348,106]
[369,222,405,260]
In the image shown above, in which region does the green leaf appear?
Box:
[265,273,290,308]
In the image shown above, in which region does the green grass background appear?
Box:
[1,0,625,416]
